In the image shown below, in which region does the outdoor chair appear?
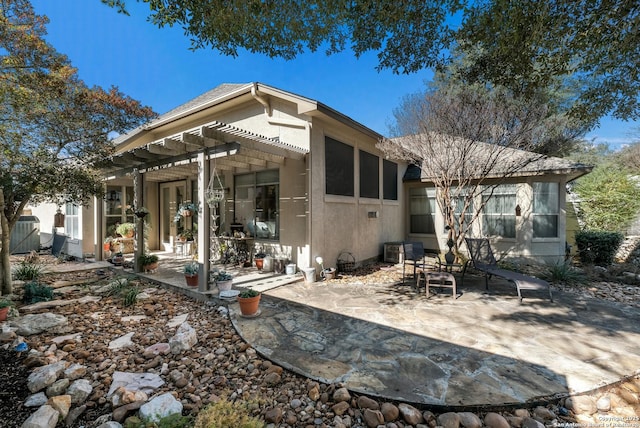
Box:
[402,241,442,286]
[464,237,553,302]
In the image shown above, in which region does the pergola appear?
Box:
[99,119,308,290]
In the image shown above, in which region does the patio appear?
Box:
[124,257,640,407]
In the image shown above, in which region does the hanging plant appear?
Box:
[174,202,199,222]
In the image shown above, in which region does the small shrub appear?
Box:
[122,286,140,307]
[193,399,265,428]
[12,262,44,281]
[105,277,132,297]
[23,282,54,304]
[238,289,260,298]
[546,261,585,285]
[575,230,624,265]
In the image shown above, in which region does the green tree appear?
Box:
[0,0,155,294]
[573,164,640,232]
[104,0,640,124]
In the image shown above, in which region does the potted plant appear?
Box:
[174,202,199,222]
[112,251,124,265]
[0,298,14,322]
[138,253,159,272]
[116,222,136,238]
[178,229,194,242]
[213,270,233,291]
[184,261,199,287]
[237,288,261,316]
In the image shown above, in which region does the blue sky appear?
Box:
[32,0,638,149]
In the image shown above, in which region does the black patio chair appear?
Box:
[402,241,442,286]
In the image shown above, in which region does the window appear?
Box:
[409,187,436,234]
[383,160,398,200]
[235,170,279,240]
[105,185,134,237]
[325,137,354,196]
[359,150,379,199]
[448,188,474,234]
[533,182,559,238]
[65,203,80,239]
[482,184,516,238]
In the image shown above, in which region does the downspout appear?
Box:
[251,83,307,129]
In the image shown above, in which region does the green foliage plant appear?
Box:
[238,289,260,299]
[23,282,54,304]
[184,261,199,276]
[0,298,15,309]
[546,261,585,285]
[193,399,265,428]
[573,164,640,232]
[12,262,44,281]
[575,230,624,266]
[122,286,140,307]
[116,222,136,237]
[138,253,159,266]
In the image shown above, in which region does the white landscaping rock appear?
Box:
[139,392,183,423]
[107,371,165,398]
[169,322,197,354]
[27,361,66,393]
[11,313,68,336]
[67,378,93,404]
[21,404,59,428]
[108,332,135,350]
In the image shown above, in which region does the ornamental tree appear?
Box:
[0,0,155,294]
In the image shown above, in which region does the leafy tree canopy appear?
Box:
[104,0,640,124]
[0,0,155,294]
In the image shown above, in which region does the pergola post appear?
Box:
[197,152,210,291]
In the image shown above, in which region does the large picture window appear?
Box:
[409,187,436,234]
[482,184,516,238]
[533,182,559,238]
[235,170,279,240]
[359,150,379,199]
[325,137,354,196]
[383,160,398,200]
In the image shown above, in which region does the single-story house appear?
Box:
[25,82,590,284]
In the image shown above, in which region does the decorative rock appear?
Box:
[485,412,510,428]
[27,361,66,393]
[107,371,164,397]
[25,392,48,407]
[67,378,93,404]
[308,385,320,401]
[264,372,281,385]
[65,404,87,427]
[596,395,611,412]
[458,411,482,428]
[64,363,87,380]
[438,412,461,428]
[21,404,59,428]
[96,422,123,428]
[47,394,71,419]
[290,398,302,409]
[139,392,183,423]
[533,406,556,421]
[169,322,198,354]
[331,401,351,416]
[108,332,135,350]
[333,387,351,403]
[112,400,145,422]
[11,313,68,336]
[565,395,597,415]
[522,417,545,428]
[357,395,380,410]
[142,343,170,359]
[46,378,70,397]
[167,313,189,328]
[363,409,384,427]
[265,407,283,424]
[514,409,531,418]
[399,403,424,425]
[381,402,400,421]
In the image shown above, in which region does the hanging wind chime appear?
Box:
[207,146,225,263]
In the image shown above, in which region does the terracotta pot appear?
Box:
[103,242,111,251]
[255,258,264,270]
[143,262,159,272]
[237,294,261,316]
[185,274,198,287]
[217,279,232,291]
[0,306,9,322]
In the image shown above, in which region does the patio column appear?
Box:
[133,169,144,273]
[94,191,105,261]
[197,151,210,291]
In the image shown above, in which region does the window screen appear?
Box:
[359,150,379,199]
[325,137,354,196]
[409,187,436,234]
[533,182,559,238]
[383,160,398,200]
